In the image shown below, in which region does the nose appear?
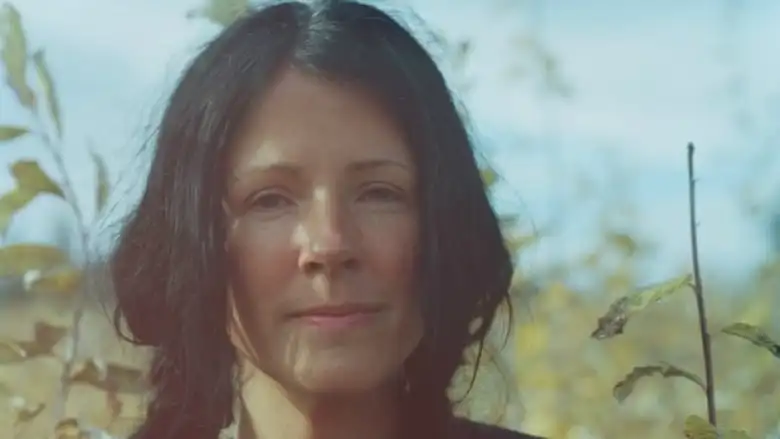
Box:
[296,195,359,276]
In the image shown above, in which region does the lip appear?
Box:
[288,303,384,329]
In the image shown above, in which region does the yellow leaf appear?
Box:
[24,265,83,296]
[538,281,575,312]
[32,49,62,137]
[0,187,36,233]
[0,3,35,108]
[722,431,754,439]
[10,397,45,426]
[606,232,639,256]
[90,148,110,213]
[505,233,538,255]
[10,159,65,198]
[0,321,68,363]
[722,322,780,359]
[30,320,69,354]
[580,251,601,269]
[0,339,27,363]
[612,362,705,403]
[70,358,147,394]
[480,166,498,189]
[0,243,69,276]
[54,418,87,439]
[187,0,248,26]
[0,380,12,397]
[735,292,774,327]
[0,159,66,233]
[0,124,28,141]
[591,273,692,339]
[515,321,549,358]
[604,269,634,296]
[683,415,717,439]
[498,213,519,230]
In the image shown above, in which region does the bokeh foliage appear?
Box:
[1,1,779,438]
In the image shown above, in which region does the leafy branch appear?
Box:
[589,142,780,438]
[0,3,144,436]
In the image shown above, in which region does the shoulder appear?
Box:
[449,417,545,439]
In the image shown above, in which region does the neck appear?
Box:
[235,365,401,439]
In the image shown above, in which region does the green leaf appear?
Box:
[0,243,69,277]
[0,3,35,108]
[90,148,109,212]
[591,273,692,339]
[187,0,248,26]
[683,415,717,439]
[0,125,28,141]
[32,49,62,138]
[683,415,754,439]
[722,322,780,359]
[0,187,36,234]
[10,159,65,198]
[612,362,705,403]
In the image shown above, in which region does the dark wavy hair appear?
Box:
[110,1,514,438]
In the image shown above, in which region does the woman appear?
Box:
[110,1,543,438]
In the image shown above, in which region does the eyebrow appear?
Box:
[346,159,411,173]
[229,158,411,185]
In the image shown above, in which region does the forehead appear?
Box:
[228,67,412,171]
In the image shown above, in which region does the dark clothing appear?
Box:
[451,418,544,439]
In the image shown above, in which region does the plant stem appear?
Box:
[35,123,92,425]
[687,142,717,426]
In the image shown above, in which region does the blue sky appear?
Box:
[1,0,779,286]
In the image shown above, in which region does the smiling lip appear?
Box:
[288,304,384,329]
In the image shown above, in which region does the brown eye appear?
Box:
[248,191,294,210]
[359,184,404,203]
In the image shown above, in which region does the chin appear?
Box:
[292,356,396,394]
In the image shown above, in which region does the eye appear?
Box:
[358,184,404,203]
[247,191,294,211]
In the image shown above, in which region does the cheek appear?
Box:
[361,216,419,297]
[227,218,298,302]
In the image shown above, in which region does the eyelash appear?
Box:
[245,184,405,212]
[247,191,294,210]
[358,184,404,203]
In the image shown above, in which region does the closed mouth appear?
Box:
[288,303,385,319]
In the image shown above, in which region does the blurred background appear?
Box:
[0,0,778,438]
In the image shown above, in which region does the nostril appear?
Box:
[302,257,358,274]
[303,260,325,274]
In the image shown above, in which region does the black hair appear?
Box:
[110,1,514,438]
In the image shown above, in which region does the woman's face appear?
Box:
[223,68,424,394]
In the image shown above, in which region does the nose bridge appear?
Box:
[298,188,354,267]
[311,189,344,248]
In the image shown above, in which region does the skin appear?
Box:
[222,67,425,439]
